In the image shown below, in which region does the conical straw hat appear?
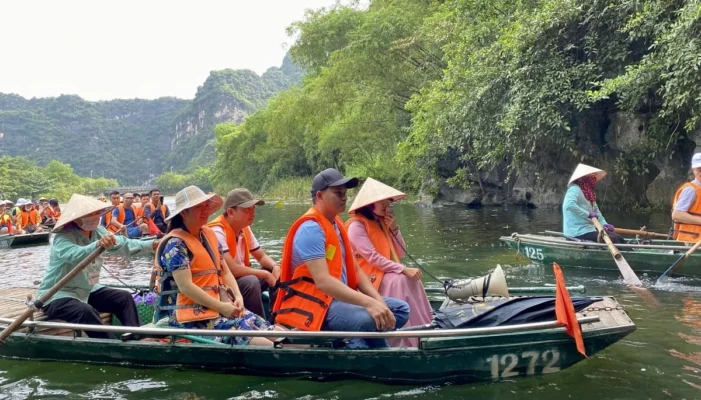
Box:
[348,178,407,214]
[568,163,607,185]
[53,194,116,232]
[166,185,223,221]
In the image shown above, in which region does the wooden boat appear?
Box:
[0,232,51,249]
[0,286,634,384]
[500,232,701,277]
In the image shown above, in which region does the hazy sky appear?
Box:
[0,0,346,101]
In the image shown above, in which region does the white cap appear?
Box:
[692,153,701,169]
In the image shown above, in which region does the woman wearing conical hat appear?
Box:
[563,164,624,244]
[38,194,159,339]
[346,178,432,347]
[152,186,276,346]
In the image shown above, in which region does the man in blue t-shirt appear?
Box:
[110,193,148,238]
[286,168,410,348]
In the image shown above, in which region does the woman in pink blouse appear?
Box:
[345,178,433,347]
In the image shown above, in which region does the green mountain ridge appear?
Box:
[0,54,303,184]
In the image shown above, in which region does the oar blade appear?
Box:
[614,258,643,287]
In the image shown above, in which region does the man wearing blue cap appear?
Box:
[672,153,701,242]
[273,168,409,348]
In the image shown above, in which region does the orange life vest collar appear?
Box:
[273,207,357,331]
[207,215,252,266]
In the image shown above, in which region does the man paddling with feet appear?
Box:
[38,194,158,339]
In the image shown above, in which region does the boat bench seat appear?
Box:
[19,311,113,337]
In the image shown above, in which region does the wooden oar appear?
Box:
[614,228,669,239]
[657,239,701,284]
[591,217,643,286]
[0,246,106,344]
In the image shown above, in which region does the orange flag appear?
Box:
[553,262,587,357]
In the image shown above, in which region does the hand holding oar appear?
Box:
[591,217,643,286]
[0,246,106,344]
[657,239,701,284]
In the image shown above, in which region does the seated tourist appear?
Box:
[0,201,13,235]
[273,168,410,348]
[143,189,170,234]
[38,194,158,339]
[110,192,149,238]
[152,185,275,346]
[15,199,45,234]
[208,188,279,319]
[346,178,432,347]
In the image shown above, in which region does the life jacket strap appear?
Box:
[274,307,315,327]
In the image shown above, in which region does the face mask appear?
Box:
[78,215,101,231]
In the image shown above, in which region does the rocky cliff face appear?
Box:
[425,111,697,210]
[166,54,304,170]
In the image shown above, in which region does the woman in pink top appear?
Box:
[346,178,433,347]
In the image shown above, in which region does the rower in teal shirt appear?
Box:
[38,194,157,339]
[562,164,624,244]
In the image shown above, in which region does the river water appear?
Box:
[1,202,700,399]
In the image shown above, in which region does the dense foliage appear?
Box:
[0,156,117,201]
[154,167,213,195]
[213,0,701,206]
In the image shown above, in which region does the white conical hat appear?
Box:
[166,185,223,221]
[568,163,607,185]
[53,194,116,232]
[348,178,407,214]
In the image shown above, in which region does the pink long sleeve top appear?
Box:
[346,220,407,274]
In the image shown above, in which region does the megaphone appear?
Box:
[444,265,509,301]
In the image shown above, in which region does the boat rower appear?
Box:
[37,194,158,339]
[672,153,701,243]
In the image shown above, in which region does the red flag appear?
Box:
[145,218,161,236]
[553,262,587,357]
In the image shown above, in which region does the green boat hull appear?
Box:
[0,232,51,248]
[500,234,701,277]
[0,323,632,384]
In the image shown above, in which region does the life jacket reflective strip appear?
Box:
[153,226,222,323]
[672,182,701,242]
[18,210,39,228]
[345,214,400,290]
[207,215,252,267]
[116,205,142,225]
[273,207,357,331]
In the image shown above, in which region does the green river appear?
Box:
[1,202,700,399]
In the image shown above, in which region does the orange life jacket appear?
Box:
[273,207,357,331]
[18,209,39,228]
[345,214,400,290]
[115,205,142,225]
[672,182,701,242]
[104,211,119,233]
[146,203,167,219]
[153,226,223,323]
[207,215,253,267]
[42,206,61,220]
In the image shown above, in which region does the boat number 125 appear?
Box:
[522,246,544,260]
[486,349,560,379]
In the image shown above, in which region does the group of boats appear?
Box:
[1,224,691,385]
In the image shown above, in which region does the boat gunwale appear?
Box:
[500,234,692,252]
[0,315,601,340]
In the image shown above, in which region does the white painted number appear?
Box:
[487,349,561,379]
[522,246,544,261]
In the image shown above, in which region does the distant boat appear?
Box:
[0,232,50,248]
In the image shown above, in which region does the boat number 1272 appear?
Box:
[486,349,561,379]
[522,246,544,260]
